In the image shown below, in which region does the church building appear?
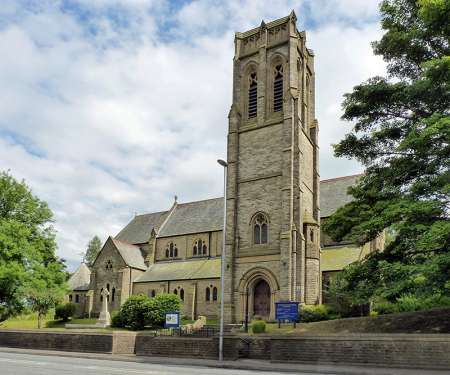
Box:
[67,13,383,323]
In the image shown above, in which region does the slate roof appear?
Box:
[321,246,366,272]
[68,263,91,291]
[112,238,147,270]
[158,198,224,237]
[114,175,360,245]
[134,258,221,283]
[115,211,168,244]
[320,174,362,218]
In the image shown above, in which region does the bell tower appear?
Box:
[224,11,320,323]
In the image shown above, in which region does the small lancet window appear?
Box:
[173,289,178,295]
[205,287,210,301]
[180,288,184,301]
[100,288,103,302]
[248,72,258,119]
[112,288,115,302]
[193,240,207,256]
[212,287,218,301]
[166,242,178,258]
[273,64,283,112]
[253,213,268,245]
[310,229,314,242]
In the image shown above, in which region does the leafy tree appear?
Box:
[85,235,102,266]
[324,0,450,305]
[0,171,67,323]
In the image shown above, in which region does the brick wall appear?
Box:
[271,334,450,370]
[135,336,217,358]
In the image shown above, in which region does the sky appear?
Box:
[0,0,386,270]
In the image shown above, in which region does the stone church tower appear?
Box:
[224,12,320,323]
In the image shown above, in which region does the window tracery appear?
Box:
[253,213,268,245]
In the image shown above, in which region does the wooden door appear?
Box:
[253,280,270,317]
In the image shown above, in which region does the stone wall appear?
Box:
[135,336,217,358]
[0,330,136,354]
[270,334,450,370]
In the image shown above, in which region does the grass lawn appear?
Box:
[0,311,97,330]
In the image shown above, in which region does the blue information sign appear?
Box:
[164,311,180,328]
[275,301,299,322]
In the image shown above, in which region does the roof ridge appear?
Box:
[134,210,167,218]
[320,173,363,184]
[177,196,223,206]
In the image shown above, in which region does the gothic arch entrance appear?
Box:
[253,279,270,317]
[238,267,280,321]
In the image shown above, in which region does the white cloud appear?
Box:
[0,0,385,270]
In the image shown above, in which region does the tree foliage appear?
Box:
[85,235,102,266]
[324,0,450,305]
[0,171,68,323]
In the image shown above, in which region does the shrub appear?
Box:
[395,294,422,312]
[373,301,396,315]
[54,303,76,322]
[145,293,181,328]
[251,320,266,334]
[111,311,124,328]
[119,295,153,330]
[299,304,331,322]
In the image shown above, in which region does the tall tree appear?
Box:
[0,171,67,322]
[324,0,450,304]
[85,235,102,266]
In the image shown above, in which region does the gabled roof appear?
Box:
[135,258,221,283]
[111,238,147,270]
[115,210,168,244]
[158,198,224,237]
[320,174,362,218]
[68,263,91,291]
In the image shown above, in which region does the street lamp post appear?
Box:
[217,158,228,362]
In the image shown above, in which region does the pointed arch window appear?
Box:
[248,72,258,119]
[100,288,103,302]
[253,213,268,245]
[193,239,207,256]
[173,289,178,295]
[212,287,218,302]
[166,242,178,258]
[180,288,184,301]
[205,287,211,301]
[112,288,116,302]
[273,64,283,112]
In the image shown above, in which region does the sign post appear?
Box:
[275,301,299,328]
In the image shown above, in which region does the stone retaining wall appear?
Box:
[135,335,217,358]
[270,334,450,370]
[1,330,449,370]
[0,330,136,354]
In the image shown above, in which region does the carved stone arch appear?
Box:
[237,266,280,320]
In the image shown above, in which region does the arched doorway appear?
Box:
[253,279,270,317]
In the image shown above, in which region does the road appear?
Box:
[0,351,323,375]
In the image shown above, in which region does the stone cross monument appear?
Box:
[96,287,111,327]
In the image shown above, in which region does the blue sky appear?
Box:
[0,0,386,270]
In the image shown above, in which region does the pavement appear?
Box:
[0,347,448,375]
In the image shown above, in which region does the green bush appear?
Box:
[299,304,332,322]
[145,293,181,327]
[119,295,152,330]
[373,301,397,315]
[115,293,181,330]
[395,294,422,312]
[251,320,266,334]
[54,303,76,322]
[110,311,124,328]
[374,294,450,315]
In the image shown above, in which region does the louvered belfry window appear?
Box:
[273,64,283,112]
[248,72,258,119]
